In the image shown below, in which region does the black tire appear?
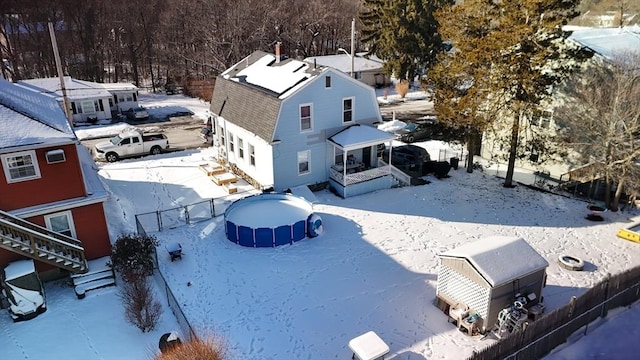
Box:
[106,152,118,162]
[150,146,162,155]
[407,135,415,143]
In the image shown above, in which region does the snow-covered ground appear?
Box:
[1,92,639,360]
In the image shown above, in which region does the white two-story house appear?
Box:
[210,50,400,198]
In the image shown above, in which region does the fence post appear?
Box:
[601,272,611,318]
[157,211,163,231]
[210,198,215,217]
[568,296,577,318]
[184,206,190,225]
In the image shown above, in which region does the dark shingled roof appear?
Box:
[210,76,282,142]
[210,51,326,142]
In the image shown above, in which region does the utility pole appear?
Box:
[48,22,74,128]
[350,18,355,78]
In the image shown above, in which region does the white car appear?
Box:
[125,107,149,121]
[1,260,46,321]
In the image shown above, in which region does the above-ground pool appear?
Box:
[224,192,322,247]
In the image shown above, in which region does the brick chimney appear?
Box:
[275,42,281,63]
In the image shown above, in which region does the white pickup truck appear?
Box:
[94,130,169,162]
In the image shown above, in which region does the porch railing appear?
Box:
[378,159,411,186]
[329,165,391,186]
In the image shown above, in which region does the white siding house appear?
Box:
[211,50,397,197]
[17,77,140,124]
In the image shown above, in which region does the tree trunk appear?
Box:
[604,174,612,209]
[465,130,475,173]
[612,177,625,211]
[504,113,520,188]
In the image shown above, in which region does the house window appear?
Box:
[44,211,76,238]
[249,144,255,166]
[220,127,225,146]
[343,97,354,123]
[80,100,97,114]
[300,104,312,132]
[228,132,235,152]
[238,138,244,159]
[126,93,133,102]
[325,76,331,88]
[354,72,362,80]
[532,110,552,129]
[297,150,310,175]
[1,150,41,183]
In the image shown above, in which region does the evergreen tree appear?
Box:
[359,0,453,81]
[429,0,591,185]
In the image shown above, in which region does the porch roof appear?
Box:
[327,124,394,151]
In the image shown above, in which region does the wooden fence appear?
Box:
[470,265,640,360]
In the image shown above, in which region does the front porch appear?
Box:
[327,124,399,198]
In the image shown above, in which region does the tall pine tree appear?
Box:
[429,0,591,185]
[359,0,453,81]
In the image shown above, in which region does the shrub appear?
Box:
[111,233,159,282]
[120,276,162,332]
[155,336,229,360]
[395,80,410,98]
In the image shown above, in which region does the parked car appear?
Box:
[382,145,431,176]
[124,107,149,121]
[395,121,436,143]
[1,259,46,322]
[94,129,169,162]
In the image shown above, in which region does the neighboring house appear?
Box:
[304,52,389,88]
[97,82,140,117]
[17,76,140,124]
[479,25,640,183]
[0,78,112,280]
[435,236,549,334]
[210,49,400,198]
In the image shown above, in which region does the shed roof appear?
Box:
[440,236,549,287]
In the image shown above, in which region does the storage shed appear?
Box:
[435,236,549,334]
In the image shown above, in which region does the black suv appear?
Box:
[382,145,431,175]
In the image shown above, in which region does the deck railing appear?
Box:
[329,165,392,186]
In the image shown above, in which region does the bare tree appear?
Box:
[555,51,640,209]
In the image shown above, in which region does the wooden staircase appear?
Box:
[0,210,88,274]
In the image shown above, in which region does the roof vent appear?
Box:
[46,149,66,164]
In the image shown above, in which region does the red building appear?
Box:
[0,78,112,280]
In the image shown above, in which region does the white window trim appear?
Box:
[1,150,42,183]
[249,144,256,167]
[300,103,313,133]
[44,210,77,238]
[297,150,311,175]
[238,138,244,160]
[342,97,354,123]
[228,132,235,153]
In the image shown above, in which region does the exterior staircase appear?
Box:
[0,210,88,274]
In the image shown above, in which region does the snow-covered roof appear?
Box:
[0,78,75,150]
[96,82,137,92]
[328,124,395,151]
[222,52,323,99]
[18,76,112,100]
[304,52,385,74]
[3,259,36,280]
[568,25,640,60]
[440,236,549,287]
